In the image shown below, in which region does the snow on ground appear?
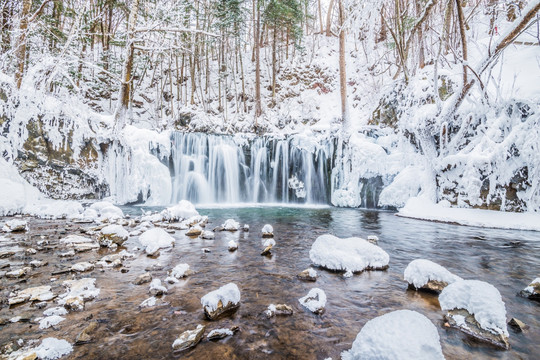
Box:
[398,196,540,231]
[138,228,175,255]
[201,283,241,312]
[404,259,462,289]
[439,279,509,337]
[309,234,389,273]
[341,310,444,360]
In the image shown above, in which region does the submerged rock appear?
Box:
[309,234,389,274]
[2,219,28,232]
[261,224,274,238]
[172,324,205,351]
[298,288,326,314]
[439,280,509,349]
[201,283,241,320]
[297,268,318,282]
[76,321,99,345]
[341,310,445,360]
[9,285,55,305]
[404,259,462,293]
[519,277,540,301]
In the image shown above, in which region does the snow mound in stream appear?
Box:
[139,228,175,255]
[404,259,462,289]
[161,200,199,221]
[201,283,241,312]
[309,234,389,273]
[341,310,445,360]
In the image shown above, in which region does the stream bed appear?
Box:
[1,206,539,359]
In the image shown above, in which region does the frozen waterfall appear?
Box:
[169,132,333,205]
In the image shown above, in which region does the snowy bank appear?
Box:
[398,197,540,231]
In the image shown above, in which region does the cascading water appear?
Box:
[169,132,334,205]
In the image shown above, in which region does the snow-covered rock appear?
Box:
[309,234,389,273]
[265,304,294,318]
[8,285,55,305]
[33,337,73,360]
[71,262,95,273]
[99,224,129,246]
[519,277,540,301]
[228,240,238,252]
[201,283,241,320]
[58,278,100,311]
[207,327,237,340]
[2,219,28,232]
[89,201,124,221]
[169,264,192,280]
[149,279,168,296]
[39,315,65,329]
[162,200,199,222]
[222,219,240,231]
[439,279,509,349]
[200,230,215,239]
[404,259,462,292]
[298,288,326,314]
[172,324,205,351]
[341,310,444,360]
[297,268,318,282]
[261,224,274,238]
[140,296,157,308]
[185,224,203,236]
[139,228,175,256]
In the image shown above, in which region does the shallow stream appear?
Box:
[1,206,539,359]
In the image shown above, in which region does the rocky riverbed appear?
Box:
[0,206,539,359]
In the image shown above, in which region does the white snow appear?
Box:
[207,328,233,338]
[140,296,157,308]
[88,201,124,220]
[298,288,327,313]
[170,264,191,279]
[2,219,28,232]
[399,196,540,231]
[201,283,241,312]
[263,238,276,248]
[439,279,509,337]
[149,279,168,295]
[522,277,540,295]
[341,310,445,360]
[57,278,100,306]
[33,338,73,360]
[139,228,175,255]
[309,234,389,273]
[70,262,95,272]
[161,200,199,221]
[39,315,65,329]
[100,224,129,240]
[228,240,238,251]
[222,219,240,231]
[43,307,68,317]
[404,259,462,289]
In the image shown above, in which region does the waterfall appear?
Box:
[169,132,333,205]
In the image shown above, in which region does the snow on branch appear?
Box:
[133,27,219,38]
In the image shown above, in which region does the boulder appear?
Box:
[133,273,152,285]
[200,230,215,240]
[185,225,202,237]
[508,318,528,333]
[519,277,540,301]
[207,326,238,340]
[367,235,379,244]
[75,321,99,345]
[2,219,28,232]
[261,224,274,238]
[99,225,128,246]
[201,283,241,320]
[172,324,205,351]
[149,279,168,296]
[9,286,55,305]
[71,262,95,273]
[265,304,293,318]
[228,240,238,252]
[222,219,240,231]
[6,267,31,279]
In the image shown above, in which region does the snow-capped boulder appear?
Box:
[172,324,205,351]
[265,304,294,318]
[2,219,28,232]
[404,259,462,293]
[309,234,389,274]
[261,238,275,256]
[27,337,73,360]
[243,224,250,231]
[169,264,192,280]
[201,230,215,239]
[519,277,540,301]
[207,327,238,340]
[341,310,445,360]
[367,235,379,244]
[222,219,240,231]
[99,225,129,246]
[162,200,199,222]
[60,235,99,252]
[201,283,241,320]
[297,268,318,282]
[261,224,274,238]
[71,262,95,273]
[298,288,326,314]
[439,279,509,349]
[139,228,175,256]
[149,279,168,296]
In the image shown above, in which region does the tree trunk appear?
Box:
[15,0,32,89]
[326,0,335,36]
[415,1,425,69]
[114,0,140,131]
[272,28,277,100]
[255,0,262,120]
[317,0,323,33]
[455,0,468,86]
[1,1,13,54]
[338,0,349,130]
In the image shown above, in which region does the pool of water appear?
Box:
[1,206,539,359]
